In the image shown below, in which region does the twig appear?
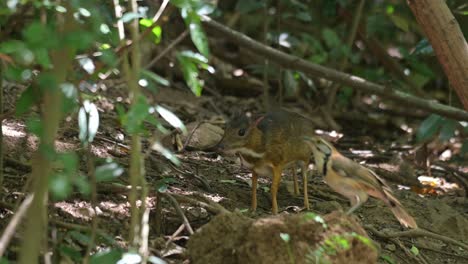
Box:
[201,16,468,121]
[0,194,34,257]
[415,242,468,260]
[171,192,229,215]
[182,121,203,150]
[392,238,428,264]
[145,30,189,69]
[169,163,212,192]
[164,224,185,248]
[366,225,468,251]
[51,219,119,246]
[4,157,32,172]
[162,193,194,235]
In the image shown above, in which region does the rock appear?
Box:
[188,211,378,264]
[182,122,224,150]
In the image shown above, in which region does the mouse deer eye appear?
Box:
[238,128,246,136]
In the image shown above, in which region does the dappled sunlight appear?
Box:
[349,149,374,158]
[2,123,26,138]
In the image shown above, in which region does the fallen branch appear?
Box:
[366,225,468,251]
[201,16,468,121]
[171,192,229,215]
[162,193,194,235]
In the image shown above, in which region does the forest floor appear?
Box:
[1,82,467,263]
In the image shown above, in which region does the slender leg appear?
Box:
[292,165,299,195]
[301,163,310,210]
[271,166,283,214]
[346,193,368,214]
[251,171,258,212]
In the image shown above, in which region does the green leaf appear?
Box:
[283,70,299,97]
[68,231,92,245]
[182,9,210,57]
[303,212,327,228]
[22,22,58,48]
[439,119,457,141]
[0,257,9,264]
[26,116,43,137]
[380,255,396,264]
[78,100,100,144]
[193,2,215,16]
[99,49,118,67]
[3,65,25,81]
[34,47,52,68]
[170,0,192,9]
[141,70,170,87]
[95,163,124,182]
[155,177,177,193]
[322,28,341,48]
[389,14,409,32]
[140,19,162,44]
[139,18,153,27]
[176,53,203,96]
[61,82,78,114]
[73,174,91,196]
[280,233,290,242]
[155,105,187,134]
[37,72,58,91]
[90,249,123,264]
[59,245,82,263]
[416,114,444,142]
[296,11,312,22]
[151,142,180,165]
[49,173,73,200]
[125,95,151,134]
[179,50,208,64]
[64,31,94,50]
[0,39,26,54]
[59,153,78,173]
[410,245,419,256]
[151,26,162,44]
[15,86,38,116]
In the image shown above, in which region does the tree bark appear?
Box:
[407,0,468,110]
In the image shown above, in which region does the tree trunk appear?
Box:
[407,0,468,110]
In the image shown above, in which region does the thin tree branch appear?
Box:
[201,16,468,121]
[0,194,34,257]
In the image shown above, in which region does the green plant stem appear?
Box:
[125,1,147,258]
[83,145,97,264]
[0,64,3,188]
[18,11,76,263]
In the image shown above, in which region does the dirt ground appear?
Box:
[1,81,467,263]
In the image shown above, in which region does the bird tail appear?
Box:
[383,189,418,229]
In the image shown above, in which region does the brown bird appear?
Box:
[304,136,418,228]
[217,110,315,214]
